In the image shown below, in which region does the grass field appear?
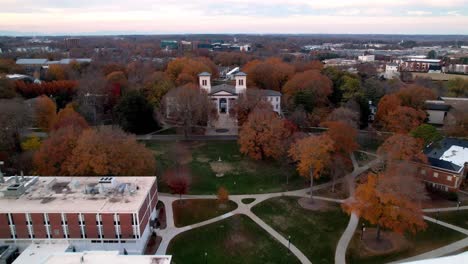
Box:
[426,210,468,230]
[144,140,306,195]
[172,199,237,227]
[346,221,466,264]
[167,214,300,264]
[252,196,349,264]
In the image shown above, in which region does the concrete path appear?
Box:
[423,216,468,235]
[423,206,468,213]
[335,213,358,264]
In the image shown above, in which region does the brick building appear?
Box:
[419,138,468,192]
[0,176,158,254]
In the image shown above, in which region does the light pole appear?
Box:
[360,223,366,240]
[457,201,461,211]
[288,235,291,251]
[204,252,207,264]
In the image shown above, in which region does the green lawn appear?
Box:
[353,151,377,167]
[252,196,349,264]
[144,140,306,195]
[167,214,301,264]
[427,210,468,230]
[346,221,466,264]
[172,199,238,227]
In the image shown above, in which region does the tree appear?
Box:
[50,104,89,131]
[326,107,360,129]
[63,126,156,176]
[339,75,362,102]
[343,172,427,240]
[289,134,334,201]
[410,124,443,146]
[166,174,190,201]
[362,78,385,104]
[427,50,437,59]
[444,104,468,137]
[106,71,128,95]
[33,125,84,175]
[35,95,57,131]
[377,134,427,164]
[322,121,358,156]
[46,64,68,81]
[141,71,175,107]
[0,99,30,153]
[244,58,294,91]
[114,91,158,134]
[217,186,229,206]
[239,108,294,160]
[447,78,468,98]
[383,106,426,133]
[375,94,402,126]
[396,85,436,110]
[283,70,333,112]
[166,57,219,86]
[230,89,273,126]
[0,78,16,99]
[162,84,216,137]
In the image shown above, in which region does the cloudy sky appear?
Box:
[1,0,468,35]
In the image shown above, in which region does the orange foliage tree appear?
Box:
[33,125,85,175]
[289,134,334,201]
[396,85,436,109]
[15,80,78,98]
[377,134,427,164]
[343,171,427,240]
[322,121,358,156]
[35,95,57,131]
[383,106,426,133]
[243,58,294,91]
[239,108,295,160]
[50,104,89,131]
[63,126,156,176]
[375,94,401,126]
[166,57,219,86]
[46,64,68,81]
[283,70,333,112]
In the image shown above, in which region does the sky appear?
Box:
[1,0,468,35]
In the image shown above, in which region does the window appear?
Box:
[433,172,439,178]
[276,97,279,102]
[447,176,452,181]
[420,169,426,175]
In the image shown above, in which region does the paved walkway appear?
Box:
[335,213,358,264]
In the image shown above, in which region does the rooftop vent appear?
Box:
[99,177,114,184]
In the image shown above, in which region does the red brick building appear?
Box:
[419,138,468,192]
[0,176,158,254]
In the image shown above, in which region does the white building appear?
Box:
[198,72,282,116]
[384,63,400,79]
[358,55,375,62]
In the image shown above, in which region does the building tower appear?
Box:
[198,72,211,93]
[234,72,247,94]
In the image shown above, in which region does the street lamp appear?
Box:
[204,252,207,264]
[360,223,366,240]
[288,235,291,251]
[457,201,462,211]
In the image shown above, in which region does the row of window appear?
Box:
[420,169,454,182]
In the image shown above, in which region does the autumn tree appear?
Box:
[50,104,89,131]
[33,125,84,175]
[35,95,57,131]
[217,186,229,206]
[326,107,360,129]
[323,121,358,156]
[230,89,273,126]
[447,78,468,98]
[166,57,219,86]
[377,134,427,164]
[21,136,41,151]
[114,91,158,134]
[293,60,323,72]
[161,84,216,137]
[63,126,156,176]
[166,174,191,201]
[289,134,334,201]
[46,64,68,81]
[383,106,426,133]
[444,104,468,137]
[244,58,294,91]
[106,71,128,95]
[0,78,16,99]
[395,85,436,109]
[239,108,295,160]
[339,75,362,102]
[375,94,401,125]
[343,171,427,240]
[141,71,175,107]
[283,70,333,112]
[410,124,442,146]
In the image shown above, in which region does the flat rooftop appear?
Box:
[425,138,468,173]
[44,251,171,264]
[0,176,156,213]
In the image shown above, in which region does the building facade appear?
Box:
[0,176,158,254]
[419,138,468,192]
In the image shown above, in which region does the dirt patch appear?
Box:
[359,228,410,257]
[196,155,211,163]
[315,182,349,200]
[298,197,333,211]
[224,232,255,254]
[210,162,234,176]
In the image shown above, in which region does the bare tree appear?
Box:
[0,99,30,152]
[326,107,360,129]
[161,84,217,137]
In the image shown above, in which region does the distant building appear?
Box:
[0,176,159,254]
[64,38,80,49]
[384,63,399,79]
[160,40,178,50]
[400,58,441,73]
[358,55,375,62]
[419,138,468,192]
